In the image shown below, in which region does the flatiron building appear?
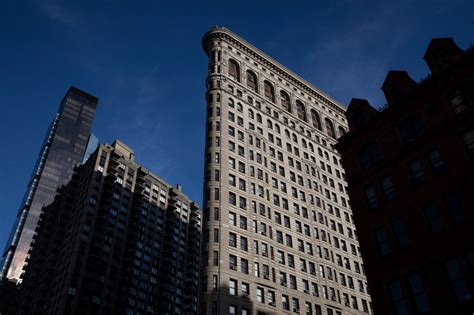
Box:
[200,27,372,315]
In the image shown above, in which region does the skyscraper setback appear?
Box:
[200,27,372,314]
[1,87,98,282]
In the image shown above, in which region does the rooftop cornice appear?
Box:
[202,27,346,115]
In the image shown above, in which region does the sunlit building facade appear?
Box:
[200,27,372,315]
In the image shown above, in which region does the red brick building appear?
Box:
[336,38,474,315]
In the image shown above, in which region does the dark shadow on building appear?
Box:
[336,38,474,315]
[11,140,201,315]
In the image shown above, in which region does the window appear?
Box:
[295,101,306,121]
[400,114,425,144]
[365,185,379,209]
[408,273,430,312]
[423,202,443,233]
[256,287,264,303]
[229,255,237,270]
[325,118,335,139]
[229,192,237,206]
[375,227,391,256]
[338,126,347,137]
[229,232,236,247]
[228,59,240,82]
[462,130,474,155]
[229,305,236,315]
[381,176,396,201]
[358,143,382,170]
[449,90,466,113]
[388,280,409,315]
[264,81,275,102]
[443,192,464,224]
[408,159,425,184]
[240,237,248,251]
[446,259,472,301]
[392,218,411,248]
[282,294,289,310]
[246,70,258,92]
[241,258,248,274]
[268,290,276,305]
[428,149,445,173]
[311,110,321,130]
[280,91,291,112]
[229,279,237,295]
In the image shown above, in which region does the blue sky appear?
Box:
[0,0,472,245]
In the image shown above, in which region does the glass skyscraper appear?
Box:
[1,86,98,282]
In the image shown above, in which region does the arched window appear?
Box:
[338,126,347,137]
[280,91,291,112]
[275,123,281,134]
[292,133,298,143]
[285,129,290,139]
[228,98,234,108]
[302,139,307,148]
[216,93,221,102]
[325,118,336,139]
[228,59,240,82]
[248,109,254,119]
[247,70,258,93]
[264,81,275,102]
[311,110,322,130]
[257,113,262,124]
[309,143,314,152]
[267,120,273,129]
[296,101,307,121]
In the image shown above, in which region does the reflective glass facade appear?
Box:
[1,87,98,282]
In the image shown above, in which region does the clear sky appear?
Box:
[0,0,472,246]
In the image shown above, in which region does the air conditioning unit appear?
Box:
[230,265,237,270]
[264,274,270,280]
[262,251,268,257]
[269,302,276,306]
[243,294,250,299]
[312,292,318,297]
[281,281,287,287]
[293,307,300,313]
[304,289,310,293]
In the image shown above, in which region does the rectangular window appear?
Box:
[392,218,411,249]
[428,149,445,173]
[229,279,237,295]
[388,280,410,315]
[463,130,474,155]
[423,202,443,233]
[446,259,472,301]
[381,176,396,200]
[443,192,464,224]
[400,114,425,143]
[256,287,264,303]
[408,273,430,312]
[408,159,425,184]
[375,227,391,256]
[365,185,378,209]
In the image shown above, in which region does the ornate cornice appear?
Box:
[202,27,346,116]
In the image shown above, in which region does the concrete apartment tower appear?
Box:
[1,87,98,282]
[200,27,372,315]
[19,140,201,314]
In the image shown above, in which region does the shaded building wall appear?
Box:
[19,140,201,314]
[336,39,474,315]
